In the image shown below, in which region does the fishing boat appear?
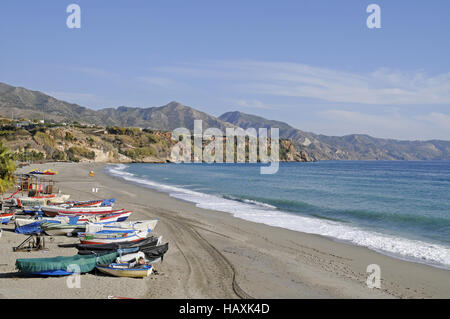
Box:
[78,219,158,238]
[40,215,145,236]
[139,243,169,262]
[95,244,169,278]
[15,252,118,276]
[23,199,115,215]
[65,198,115,208]
[96,219,158,233]
[80,230,150,245]
[42,205,115,217]
[78,210,132,223]
[96,263,152,278]
[14,211,133,235]
[15,215,74,228]
[70,236,161,252]
[13,194,70,208]
[0,212,14,224]
[40,222,86,236]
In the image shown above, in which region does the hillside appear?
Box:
[95,102,235,131]
[0,83,232,131]
[0,82,99,124]
[0,120,304,163]
[220,111,450,161]
[1,81,450,161]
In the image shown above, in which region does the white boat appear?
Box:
[41,223,86,236]
[42,205,114,216]
[80,230,150,244]
[80,219,158,237]
[47,194,71,204]
[96,263,152,278]
[43,217,153,237]
[12,194,70,207]
[14,216,72,228]
[15,211,132,228]
[103,220,158,232]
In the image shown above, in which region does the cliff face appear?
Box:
[1,122,303,163]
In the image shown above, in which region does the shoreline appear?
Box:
[1,162,449,298]
[106,162,450,272]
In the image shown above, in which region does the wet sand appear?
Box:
[0,162,449,299]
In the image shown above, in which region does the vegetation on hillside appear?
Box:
[0,118,304,164]
[0,141,16,193]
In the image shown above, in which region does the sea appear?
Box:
[106,161,450,268]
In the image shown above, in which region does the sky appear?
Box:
[0,0,449,140]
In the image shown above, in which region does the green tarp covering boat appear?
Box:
[16,252,118,276]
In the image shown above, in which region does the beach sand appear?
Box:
[1,162,449,299]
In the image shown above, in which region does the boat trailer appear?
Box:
[13,234,46,252]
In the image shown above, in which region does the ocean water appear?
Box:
[106,161,450,268]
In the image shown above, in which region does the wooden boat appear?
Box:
[47,194,71,204]
[16,252,118,276]
[80,230,150,245]
[41,222,86,236]
[15,216,72,228]
[78,211,132,223]
[14,194,70,207]
[75,200,103,207]
[71,236,161,252]
[15,211,132,234]
[42,206,115,217]
[0,212,14,224]
[65,198,115,208]
[96,263,152,278]
[41,215,143,236]
[78,219,158,238]
[102,219,158,232]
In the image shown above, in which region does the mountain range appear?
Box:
[1,81,449,161]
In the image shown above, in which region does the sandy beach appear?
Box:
[0,162,449,299]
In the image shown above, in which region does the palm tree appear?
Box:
[0,140,16,194]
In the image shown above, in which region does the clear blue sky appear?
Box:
[1,0,449,140]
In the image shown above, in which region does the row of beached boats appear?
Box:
[1,189,169,278]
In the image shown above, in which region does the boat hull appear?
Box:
[80,231,149,245]
[15,195,70,207]
[96,264,152,278]
[43,206,115,217]
[0,212,14,224]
